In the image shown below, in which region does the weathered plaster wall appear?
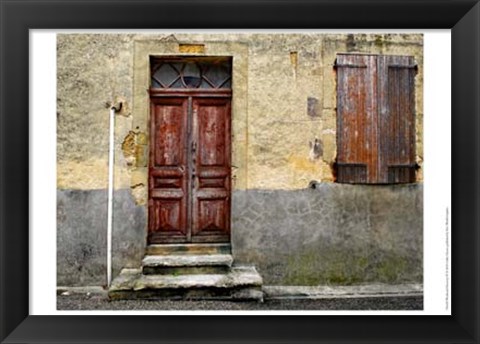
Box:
[57,33,423,286]
[57,34,135,190]
[57,33,423,192]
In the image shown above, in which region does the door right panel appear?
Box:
[191,97,231,242]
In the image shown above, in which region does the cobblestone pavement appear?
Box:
[57,294,422,311]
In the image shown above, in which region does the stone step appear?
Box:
[109,266,263,301]
[142,254,233,275]
[145,243,231,256]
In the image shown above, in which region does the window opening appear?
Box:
[151,57,232,90]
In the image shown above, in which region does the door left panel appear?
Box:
[149,97,189,243]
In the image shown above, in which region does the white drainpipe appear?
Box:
[107,103,121,287]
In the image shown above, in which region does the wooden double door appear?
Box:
[148,91,232,244]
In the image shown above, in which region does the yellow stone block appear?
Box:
[179,44,205,54]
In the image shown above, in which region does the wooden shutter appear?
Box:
[336,53,417,184]
[336,54,378,183]
[377,55,417,184]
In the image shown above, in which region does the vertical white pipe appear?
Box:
[107,107,115,287]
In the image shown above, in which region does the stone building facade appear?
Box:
[57,33,423,287]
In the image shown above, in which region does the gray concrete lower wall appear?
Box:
[231,183,423,285]
[57,183,422,286]
[57,189,146,286]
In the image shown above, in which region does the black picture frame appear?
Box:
[1,0,479,343]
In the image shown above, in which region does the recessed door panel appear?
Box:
[198,105,227,166]
[154,105,185,166]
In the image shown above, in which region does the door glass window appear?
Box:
[151,57,232,89]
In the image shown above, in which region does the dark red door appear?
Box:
[148,93,231,244]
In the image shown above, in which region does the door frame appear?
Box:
[131,41,249,251]
[148,88,232,244]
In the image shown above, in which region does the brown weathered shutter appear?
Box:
[377,55,417,183]
[336,54,378,183]
[336,53,416,184]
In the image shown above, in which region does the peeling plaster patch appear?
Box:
[131,183,147,205]
[322,128,336,135]
[123,130,149,205]
[346,34,356,52]
[290,51,298,67]
[309,138,323,160]
[324,161,336,182]
[121,131,137,166]
[307,97,320,118]
[121,130,148,168]
[134,144,148,167]
[288,155,319,175]
[136,132,148,145]
[130,167,148,205]
[290,51,298,79]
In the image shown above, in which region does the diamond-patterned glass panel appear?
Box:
[151,57,232,89]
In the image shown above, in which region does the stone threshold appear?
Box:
[58,283,422,299]
[142,254,233,267]
[111,266,262,291]
[108,266,263,301]
[142,254,234,275]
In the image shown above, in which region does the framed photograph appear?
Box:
[1,0,478,343]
